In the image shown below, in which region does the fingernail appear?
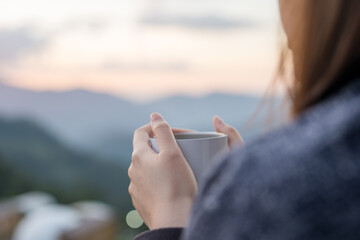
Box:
[215,116,225,126]
[151,113,163,122]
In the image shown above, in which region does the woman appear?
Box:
[128,0,360,239]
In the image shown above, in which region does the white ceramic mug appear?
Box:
[150,132,228,182]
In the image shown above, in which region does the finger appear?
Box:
[150,113,179,153]
[128,183,138,206]
[213,115,244,149]
[172,128,195,134]
[133,124,153,150]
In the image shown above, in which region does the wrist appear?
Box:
[149,198,193,230]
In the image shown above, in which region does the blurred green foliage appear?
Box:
[0,117,146,237]
[0,155,33,196]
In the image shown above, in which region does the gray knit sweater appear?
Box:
[136,78,360,240]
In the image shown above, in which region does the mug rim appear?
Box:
[151,132,227,141]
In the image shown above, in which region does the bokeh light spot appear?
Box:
[126,210,144,229]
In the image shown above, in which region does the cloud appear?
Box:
[61,17,110,32]
[0,19,105,64]
[140,14,257,30]
[0,27,49,62]
[101,60,190,72]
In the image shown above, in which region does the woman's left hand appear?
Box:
[128,113,198,230]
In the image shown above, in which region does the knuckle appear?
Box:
[131,152,138,163]
[131,149,145,163]
[153,121,170,131]
[132,130,140,145]
[227,126,238,135]
[128,165,133,179]
[131,150,138,159]
[134,127,142,135]
[133,126,146,138]
[128,185,133,196]
[133,129,140,139]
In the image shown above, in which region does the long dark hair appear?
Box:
[283,0,360,116]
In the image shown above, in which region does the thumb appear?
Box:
[151,113,179,153]
[213,115,244,149]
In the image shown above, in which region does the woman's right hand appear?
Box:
[174,116,244,149]
[212,115,244,149]
[129,113,197,230]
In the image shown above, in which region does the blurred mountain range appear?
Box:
[0,116,133,216]
[0,81,273,165]
[0,80,281,236]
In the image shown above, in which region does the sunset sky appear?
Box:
[0,0,280,101]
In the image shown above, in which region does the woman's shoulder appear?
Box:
[215,78,360,186]
[226,78,360,185]
[250,80,360,159]
[184,80,360,240]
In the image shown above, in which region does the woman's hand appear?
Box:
[213,115,244,149]
[128,113,197,230]
[128,114,242,230]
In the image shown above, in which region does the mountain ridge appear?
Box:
[0,81,271,163]
[0,116,132,213]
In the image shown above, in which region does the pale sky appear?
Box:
[0,0,280,101]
